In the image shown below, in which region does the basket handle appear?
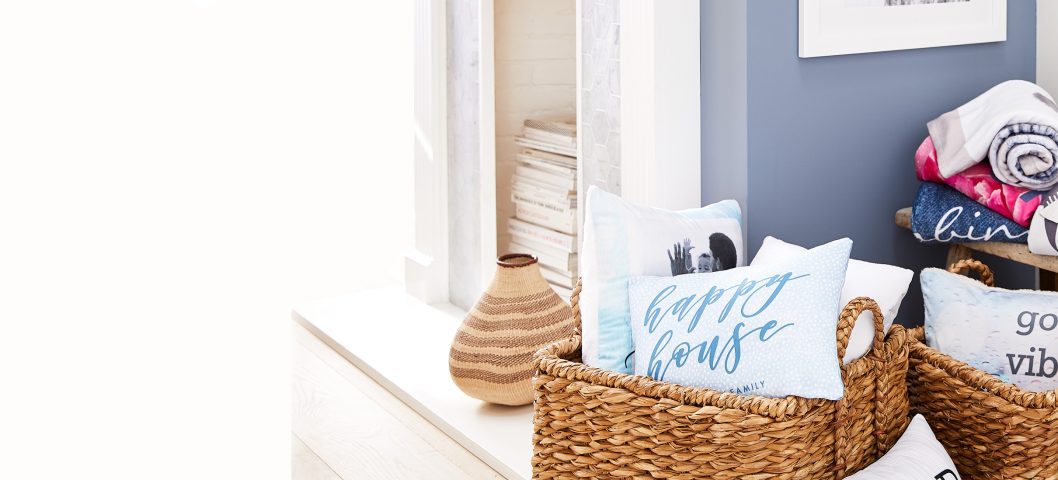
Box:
[570,279,583,335]
[948,258,995,287]
[836,297,885,363]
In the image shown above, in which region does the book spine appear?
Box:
[511,191,575,215]
[515,137,577,158]
[508,219,575,252]
[511,176,575,201]
[515,165,576,191]
[520,149,576,167]
[539,265,576,288]
[515,203,576,235]
[523,119,576,134]
[516,154,576,178]
[516,249,575,273]
[509,237,577,266]
[524,129,577,147]
[541,259,577,275]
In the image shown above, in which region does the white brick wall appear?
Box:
[580,0,621,197]
[494,0,577,253]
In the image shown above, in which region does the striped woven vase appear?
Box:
[449,253,576,406]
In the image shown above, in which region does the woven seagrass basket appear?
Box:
[909,259,1058,480]
[532,281,912,480]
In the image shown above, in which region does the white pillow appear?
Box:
[923,268,1058,391]
[580,186,744,374]
[751,236,913,364]
[845,415,961,480]
[628,238,852,400]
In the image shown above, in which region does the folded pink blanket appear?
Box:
[916,136,1041,227]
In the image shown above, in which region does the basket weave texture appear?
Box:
[532,281,911,479]
[909,259,1058,480]
[450,254,577,406]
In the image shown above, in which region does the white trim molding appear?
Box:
[619,0,701,210]
[407,0,449,304]
[478,0,497,289]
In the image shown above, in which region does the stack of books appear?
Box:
[508,119,578,301]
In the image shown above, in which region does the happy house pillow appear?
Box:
[923,268,1058,392]
[580,186,744,375]
[751,236,913,364]
[627,238,852,400]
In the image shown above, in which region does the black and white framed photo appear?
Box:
[799,0,1007,58]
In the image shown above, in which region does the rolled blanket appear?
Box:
[915,136,1042,227]
[928,80,1058,190]
[911,183,1028,244]
[989,123,1058,190]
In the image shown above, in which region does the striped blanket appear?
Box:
[928,80,1058,191]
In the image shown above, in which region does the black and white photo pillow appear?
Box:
[578,186,744,375]
[665,233,737,276]
[1029,184,1058,255]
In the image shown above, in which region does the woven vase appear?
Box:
[449,253,576,406]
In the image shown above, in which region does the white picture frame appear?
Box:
[799,0,1007,58]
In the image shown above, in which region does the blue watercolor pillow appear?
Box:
[580,186,744,375]
[627,238,852,400]
[923,268,1058,392]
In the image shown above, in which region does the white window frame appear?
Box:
[406,0,449,303]
[478,0,498,290]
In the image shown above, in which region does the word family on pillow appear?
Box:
[627,238,852,400]
[844,415,960,480]
[923,268,1058,392]
[580,186,745,375]
[751,236,913,364]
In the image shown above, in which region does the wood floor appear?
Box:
[292,324,503,479]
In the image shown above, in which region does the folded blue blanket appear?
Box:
[912,183,1028,244]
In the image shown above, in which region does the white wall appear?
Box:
[0,1,412,477]
[1040,0,1058,95]
[494,0,577,253]
[580,0,622,196]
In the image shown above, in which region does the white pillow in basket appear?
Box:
[627,238,852,400]
[923,267,1058,392]
[580,186,744,375]
[751,236,913,364]
[845,415,961,480]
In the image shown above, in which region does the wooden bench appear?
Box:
[895,207,1058,290]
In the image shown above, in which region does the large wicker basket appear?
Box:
[532,283,912,479]
[908,259,1058,480]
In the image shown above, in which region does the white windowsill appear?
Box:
[293,286,532,480]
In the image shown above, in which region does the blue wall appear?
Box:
[701,0,747,235]
[706,0,1038,326]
